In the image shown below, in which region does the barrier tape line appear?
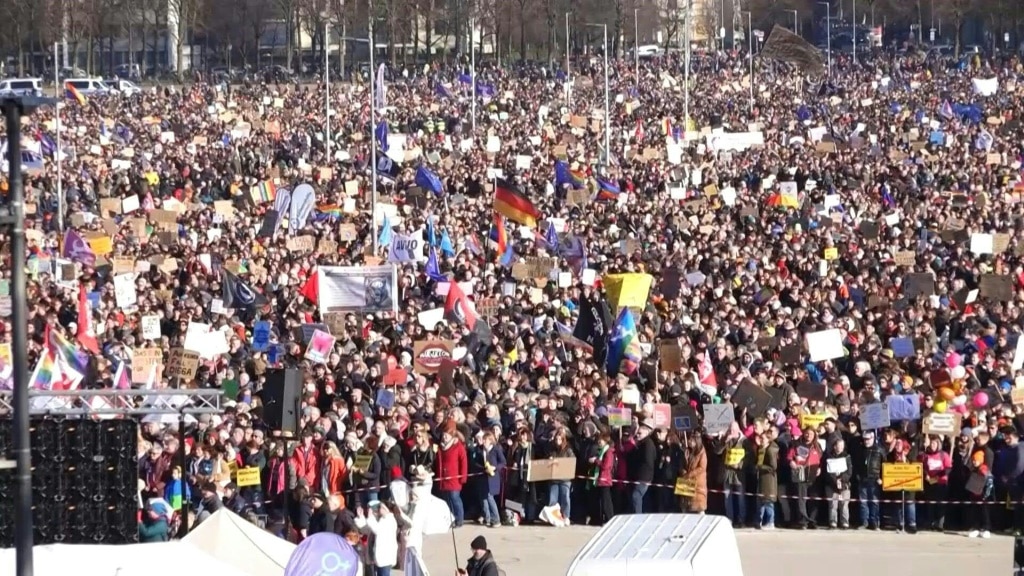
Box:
[242,466,1005,507]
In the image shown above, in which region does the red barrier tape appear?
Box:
[256,467,1003,507]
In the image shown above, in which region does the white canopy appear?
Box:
[183,509,295,576]
[0,541,254,576]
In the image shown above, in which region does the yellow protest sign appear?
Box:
[354,453,374,473]
[725,448,745,467]
[235,467,261,487]
[86,236,113,255]
[823,247,839,261]
[882,462,924,492]
[800,413,828,430]
[603,273,654,312]
[674,478,696,497]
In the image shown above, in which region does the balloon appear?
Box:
[938,387,956,401]
[934,400,948,413]
[946,352,962,368]
[950,366,966,380]
[972,392,989,409]
[952,394,968,407]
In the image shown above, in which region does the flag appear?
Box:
[595,178,621,201]
[112,360,131,390]
[255,180,277,203]
[425,247,447,282]
[373,63,388,109]
[300,268,319,304]
[544,220,559,250]
[48,325,88,374]
[554,161,586,190]
[880,184,895,208]
[574,297,612,367]
[378,214,394,246]
[435,82,453,99]
[494,179,542,227]
[634,119,645,142]
[29,349,55,390]
[222,270,266,309]
[759,25,826,77]
[37,132,56,156]
[661,118,673,135]
[426,215,437,247]
[697,350,718,395]
[76,283,99,354]
[440,230,455,257]
[63,229,96,267]
[939,100,954,120]
[498,239,515,267]
[65,82,86,105]
[375,120,390,153]
[491,212,508,254]
[415,165,444,196]
[443,278,480,330]
[464,233,483,256]
[605,308,641,377]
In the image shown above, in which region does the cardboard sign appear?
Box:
[412,340,455,374]
[607,407,631,427]
[702,403,735,435]
[476,297,500,317]
[525,256,557,279]
[979,274,1013,301]
[165,348,200,381]
[893,251,916,267]
[659,342,681,371]
[922,412,962,437]
[132,348,163,383]
[882,462,924,492]
[235,467,261,487]
[338,223,358,242]
[526,457,576,482]
[287,235,315,253]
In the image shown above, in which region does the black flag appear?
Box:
[573,296,613,366]
[759,25,826,77]
[222,271,267,309]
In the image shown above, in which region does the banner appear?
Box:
[759,25,826,77]
[387,233,422,264]
[317,265,398,314]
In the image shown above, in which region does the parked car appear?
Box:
[0,78,42,96]
[64,77,111,95]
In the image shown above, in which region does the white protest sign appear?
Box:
[702,403,735,435]
[805,328,845,362]
[387,233,422,264]
[113,274,137,309]
[140,315,161,340]
[860,402,891,430]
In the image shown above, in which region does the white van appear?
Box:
[0,78,42,96]
[566,514,744,576]
[64,77,110,95]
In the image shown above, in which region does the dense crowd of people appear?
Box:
[8,37,1024,569]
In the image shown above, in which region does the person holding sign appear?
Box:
[786,427,823,529]
[920,436,952,531]
[710,422,749,527]
[823,439,853,529]
[677,433,708,514]
[352,438,383,510]
[883,431,918,533]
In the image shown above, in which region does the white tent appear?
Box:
[0,541,254,576]
[182,509,295,576]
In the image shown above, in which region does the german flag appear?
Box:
[493,179,541,227]
[65,82,87,106]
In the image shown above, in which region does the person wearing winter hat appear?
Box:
[457,535,501,576]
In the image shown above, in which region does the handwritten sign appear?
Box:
[882,462,924,492]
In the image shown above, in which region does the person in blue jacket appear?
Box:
[139,500,170,543]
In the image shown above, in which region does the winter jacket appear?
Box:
[680,447,708,512]
[138,516,169,543]
[824,451,853,491]
[629,435,658,484]
[756,442,779,501]
[590,444,615,487]
[435,440,468,491]
[854,443,884,482]
[291,444,321,488]
[922,450,952,486]
[472,445,506,496]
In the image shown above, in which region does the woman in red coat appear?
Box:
[435,419,468,527]
[588,432,615,525]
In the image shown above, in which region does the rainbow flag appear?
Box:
[29,349,56,390]
[315,204,342,220]
[251,180,277,204]
[65,83,87,105]
[605,308,641,377]
[48,327,88,373]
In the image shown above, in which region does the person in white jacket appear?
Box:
[396,486,431,576]
[355,501,399,576]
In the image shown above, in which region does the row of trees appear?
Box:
[0,0,1020,76]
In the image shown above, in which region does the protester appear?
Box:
[1,33,1022,544]
[458,536,502,576]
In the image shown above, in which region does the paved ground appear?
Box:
[422,522,1008,576]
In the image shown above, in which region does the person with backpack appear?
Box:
[458,535,503,576]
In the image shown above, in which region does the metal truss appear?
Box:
[0,389,224,416]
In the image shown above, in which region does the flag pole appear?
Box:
[369,16,378,251]
[54,42,64,236]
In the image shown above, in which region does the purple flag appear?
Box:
[284,533,359,576]
[63,229,96,267]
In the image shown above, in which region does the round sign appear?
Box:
[416,343,452,371]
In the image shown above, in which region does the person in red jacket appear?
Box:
[588,432,615,525]
[291,429,321,489]
[436,419,468,527]
[921,436,952,531]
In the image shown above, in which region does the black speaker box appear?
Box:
[261,369,303,433]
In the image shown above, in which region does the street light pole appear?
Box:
[53,43,63,235]
[852,0,857,63]
[565,12,571,108]
[684,0,690,132]
[325,21,331,159]
[819,2,832,75]
[369,17,378,246]
[746,11,753,114]
[633,8,639,79]
[470,13,476,134]
[602,24,610,167]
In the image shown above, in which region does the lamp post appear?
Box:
[3,93,55,576]
[586,23,610,169]
[743,11,753,114]
[818,2,832,75]
[324,20,331,159]
[340,27,378,242]
[565,12,571,107]
[852,0,857,64]
[786,9,798,34]
[470,12,477,134]
[633,8,640,79]
[684,0,691,132]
